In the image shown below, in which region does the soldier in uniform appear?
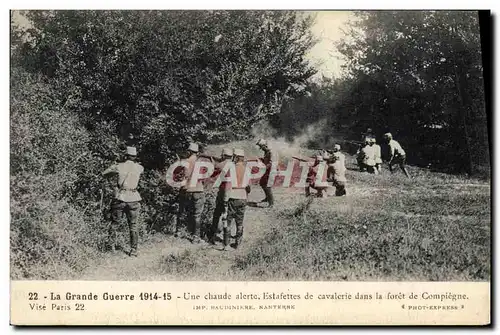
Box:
[305,154,329,198]
[332,144,345,165]
[362,127,374,143]
[370,138,383,173]
[256,139,274,208]
[360,138,378,174]
[328,152,347,196]
[222,149,249,251]
[356,140,368,172]
[102,146,144,257]
[176,143,207,243]
[384,133,411,178]
[208,148,234,245]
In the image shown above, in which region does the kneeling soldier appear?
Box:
[371,138,383,173]
[102,146,144,257]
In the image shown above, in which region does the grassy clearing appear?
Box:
[77,141,490,282]
[231,153,490,281]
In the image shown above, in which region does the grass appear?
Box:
[71,140,491,282]
[230,152,490,281]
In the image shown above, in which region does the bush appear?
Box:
[10,68,108,278]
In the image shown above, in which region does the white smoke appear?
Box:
[251,120,329,162]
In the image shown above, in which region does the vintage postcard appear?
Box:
[9,9,491,326]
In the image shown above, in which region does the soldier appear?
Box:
[332,144,346,165]
[102,146,144,257]
[125,133,138,147]
[327,152,347,196]
[356,140,368,172]
[222,148,249,251]
[208,148,234,245]
[176,142,207,244]
[256,139,274,208]
[360,138,378,174]
[361,127,374,143]
[384,133,411,178]
[305,154,328,198]
[370,138,383,173]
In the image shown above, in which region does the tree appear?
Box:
[18,10,316,168]
[335,10,488,174]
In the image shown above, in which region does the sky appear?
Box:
[11,10,354,80]
[305,11,354,80]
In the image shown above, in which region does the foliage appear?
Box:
[275,11,489,175]
[231,154,490,281]
[19,10,316,167]
[11,10,316,278]
[10,67,108,279]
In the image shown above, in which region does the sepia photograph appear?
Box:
[10,8,490,289]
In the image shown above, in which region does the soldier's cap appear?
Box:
[384,133,393,139]
[126,146,137,156]
[234,148,245,157]
[334,144,341,151]
[222,148,233,156]
[256,139,267,146]
[188,143,199,153]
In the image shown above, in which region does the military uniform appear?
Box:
[385,133,411,178]
[328,152,347,196]
[332,144,346,165]
[102,146,144,257]
[208,148,233,244]
[305,155,329,198]
[256,139,274,207]
[370,139,383,173]
[176,143,207,243]
[361,140,377,174]
[223,149,248,250]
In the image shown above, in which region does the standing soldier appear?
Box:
[384,133,411,178]
[223,149,249,251]
[305,154,328,198]
[208,148,234,245]
[176,143,207,244]
[371,138,383,173]
[328,152,347,196]
[102,146,144,257]
[256,139,274,208]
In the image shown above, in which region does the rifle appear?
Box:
[245,157,262,162]
[198,154,224,162]
[292,156,309,162]
[292,156,318,162]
